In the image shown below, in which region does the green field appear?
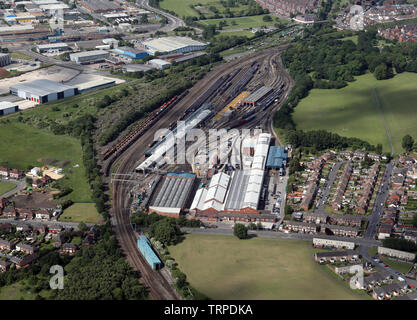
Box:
[0,281,51,300]
[160,0,249,18]
[293,72,417,154]
[0,122,91,202]
[200,14,284,29]
[0,181,17,196]
[216,30,255,38]
[59,202,102,224]
[168,234,365,300]
[380,257,413,274]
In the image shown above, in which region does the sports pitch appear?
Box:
[168,233,365,300]
[293,72,417,154]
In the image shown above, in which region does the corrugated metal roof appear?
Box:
[266,146,287,168]
[10,79,75,97]
[244,86,272,103]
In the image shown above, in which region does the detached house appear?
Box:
[60,243,78,254]
[16,243,38,255]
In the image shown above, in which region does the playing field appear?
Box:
[0,181,17,196]
[160,0,245,17]
[0,122,91,202]
[200,15,284,29]
[168,234,365,300]
[293,72,417,154]
[59,202,102,224]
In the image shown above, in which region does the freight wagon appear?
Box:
[137,235,162,270]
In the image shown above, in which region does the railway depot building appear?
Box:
[148,172,196,218]
[10,79,78,104]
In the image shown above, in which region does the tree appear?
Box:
[233,223,248,239]
[149,219,181,245]
[78,222,88,233]
[285,204,293,216]
[375,143,383,155]
[412,213,417,228]
[402,134,414,152]
[140,14,148,24]
[262,15,272,22]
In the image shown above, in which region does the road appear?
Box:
[315,161,343,212]
[182,227,381,247]
[0,178,26,198]
[137,0,186,32]
[364,161,394,240]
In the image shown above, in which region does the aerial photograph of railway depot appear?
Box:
[0,0,416,307]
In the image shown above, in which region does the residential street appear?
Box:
[0,178,26,198]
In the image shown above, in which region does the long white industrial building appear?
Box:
[191,132,271,215]
[136,104,212,172]
[142,36,207,55]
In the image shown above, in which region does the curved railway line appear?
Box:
[108,45,293,300]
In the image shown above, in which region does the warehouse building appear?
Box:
[79,0,121,13]
[266,146,287,170]
[148,172,196,217]
[190,172,231,214]
[142,36,207,55]
[122,64,157,73]
[70,50,110,64]
[0,53,11,67]
[137,235,162,270]
[243,86,273,107]
[36,42,69,53]
[114,46,148,60]
[148,58,171,70]
[0,101,19,116]
[10,79,78,104]
[222,133,271,214]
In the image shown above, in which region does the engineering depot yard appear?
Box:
[107,45,296,300]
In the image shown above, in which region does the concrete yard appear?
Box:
[0,65,79,95]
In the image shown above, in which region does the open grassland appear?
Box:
[168,234,365,300]
[200,14,286,29]
[0,122,91,202]
[0,181,17,196]
[160,0,250,18]
[293,72,417,154]
[0,281,51,300]
[380,257,413,274]
[59,202,102,224]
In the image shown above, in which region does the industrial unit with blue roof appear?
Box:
[266,146,287,169]
[137,235,162,270]
[115,46,148,60]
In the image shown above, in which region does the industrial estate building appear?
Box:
[266,146,287,170]
[0,101,19,116]
[36,43,70,53]
[148,172,197,217]
[0,53,11,67]
[148,59,172,70]
[142,36,207,55]
[10,79,78,104]
[70,50,110,64]
[114,46,148,60]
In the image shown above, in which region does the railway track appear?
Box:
[108,45,293,300]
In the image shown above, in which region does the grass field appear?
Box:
[200,15,283,29]
[168,234,365,300]
[0,181,17,196]
[10,52,34,61]
[0,122,91,202]
[216,30,255,38]
[0,281,51,300]
[59,202,102,224]
[380,257,413,274]
[293,72,417,154]
[160,0,249,18]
